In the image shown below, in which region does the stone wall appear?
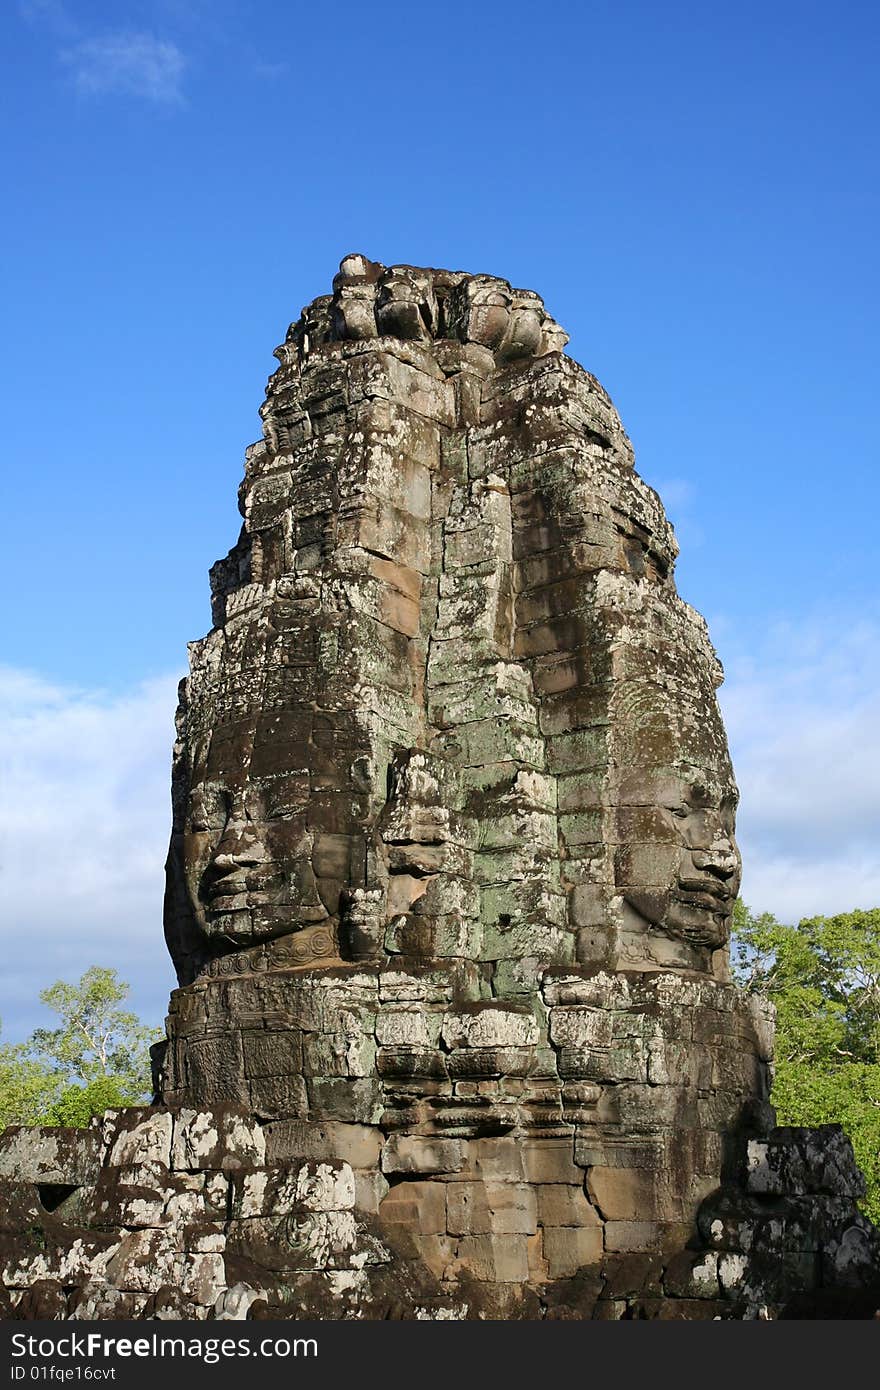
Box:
[0,1104,876,1319]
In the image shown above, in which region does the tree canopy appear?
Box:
[732,901,880,1223]
[0,967,160,1129]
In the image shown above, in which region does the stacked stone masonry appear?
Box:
[0,1104,876,1319]
[2,257,878,1317]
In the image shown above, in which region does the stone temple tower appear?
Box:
[0,258,876,1320]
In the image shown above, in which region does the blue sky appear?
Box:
[1,0,878,1038]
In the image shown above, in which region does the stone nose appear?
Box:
[691,843,739,880]
[210,826,265,873]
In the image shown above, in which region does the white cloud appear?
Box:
[61,31,186,104]
[719,610,880,923]
[0,667,180,1041]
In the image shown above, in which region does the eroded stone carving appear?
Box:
[164,257,740,989]
[1,258,877,1320]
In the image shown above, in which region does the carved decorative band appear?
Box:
[196,923,340,979]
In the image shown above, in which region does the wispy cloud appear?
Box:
[60,31,186,104]
[0,667,180,1041]
[719,609,880,923]
[653,475,705,551]
[252,59,288,80]
[18,0,77,40]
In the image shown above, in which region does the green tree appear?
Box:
[0,967,161,1130]
[732,900,880,1223]
[0,1041,62,1129]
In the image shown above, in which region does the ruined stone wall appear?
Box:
[1,1106,876,1320]
[158,961,775,1296]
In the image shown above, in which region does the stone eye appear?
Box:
[189,788,228,832]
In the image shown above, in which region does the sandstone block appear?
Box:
[242,1034,299,1085]
[0,1127,102,1186]
[446,1181,491,1235]
[107,1112,173,1170]
[446,1181,537,1235]
[440,1006,539,1049]
[295,1161,357,1212]
[542,1224,603,1277]
[587,1166,680,1222]
[264,1120,381,1169]
[463,1136,527,1182]
[537,1184,601,1228]
[452,1234,530,1283]
[375,1007,442,1048]
[378,1180,446,1235]
[602,1221,663,1254]
[744,1127,866,1200]
[549,1006,614,1048]
[171,1107,265,1172]
[662,1250,720,1299]
[522,1138,582,1185]
[307,1078,383,1124]
[381,1136,465,1176]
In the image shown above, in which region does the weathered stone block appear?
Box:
[375,1007,443,1048]
[0,1127,102,1186]
[249,1073,309,1115]
[347,1170,386,1216]
[294,1161,357,1212]
[381,1136,465,1176]
[440,1006,540,1049]
[243,1030,303,1078]
[378,1180,446,1235]
[602,1221,663,1254]
[662,1249,720,1299]
[549,1006,614,1049]
[264,1120,381,1169]
[106,1112,173,1170]
[587,1166,680,1222]
[446,1182,537,1236]
[542,1224,603,1277]
[463,1136,527,1183]
[521,1138,582,1185]
[306,1078,383,1124]
[537,1184,601,1228]
[452,1234,530,1282]
[171,1107,265,1172]
[744,1127,866,1199]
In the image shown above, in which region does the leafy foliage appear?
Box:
[44,1076,137,1128]
[0,1045,62,1130]
[0,968,161,1130]
[732,901,880,1223]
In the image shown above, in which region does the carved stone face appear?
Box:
[375,269,437,340]
[616,771,741,951]
[182,776,327,950]
[176,701,335,954]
